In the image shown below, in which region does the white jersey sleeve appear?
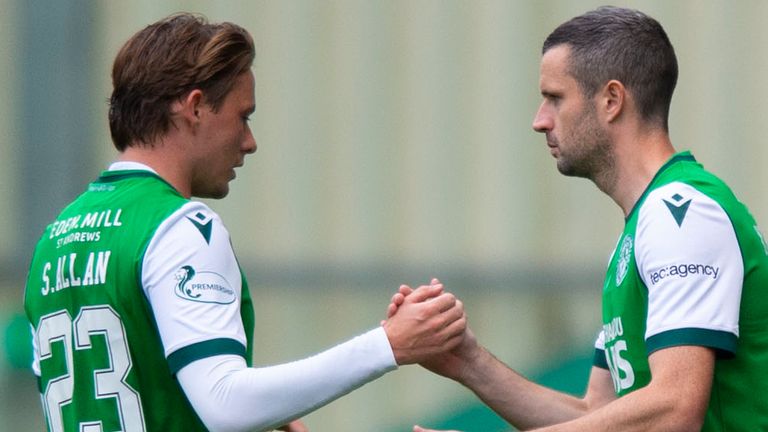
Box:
[142,201,247,363]
[635,182,743,342]
[143,200,398,431]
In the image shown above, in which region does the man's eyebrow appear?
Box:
[540,89,561,98]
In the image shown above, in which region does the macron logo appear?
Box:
[186,212,212,244]
[662,193,691,227]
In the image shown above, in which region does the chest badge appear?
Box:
[615,235,633,286]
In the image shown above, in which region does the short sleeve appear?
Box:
[142,202,247,372]
[635,182,742,355]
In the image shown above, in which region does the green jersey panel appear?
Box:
[24,170,254,431]
[597,152,768,431]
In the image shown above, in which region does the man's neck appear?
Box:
[599,129,675,218]
[118,142,193,198]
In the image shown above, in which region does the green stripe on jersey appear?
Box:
[167,338,247,373]
[646,328,737,356]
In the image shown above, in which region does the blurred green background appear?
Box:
[1,0,766,430]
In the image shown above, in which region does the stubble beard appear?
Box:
[554,106,615,188]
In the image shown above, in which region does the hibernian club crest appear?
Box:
[615,235,633,286]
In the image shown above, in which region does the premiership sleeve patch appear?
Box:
[174,265,236,304]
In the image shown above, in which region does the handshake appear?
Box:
[380,278,477,382]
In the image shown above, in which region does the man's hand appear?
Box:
[384,283,416,321]
[277,419,308,431]
[382,280,466,365]
[384,278,480,381]
[418,325,479,382]
[413,426,461,432]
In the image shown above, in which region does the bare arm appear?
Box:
[388,284,712,432]
[387,283,614,429]
[465,352,615,429]
[423,331,616,430]
[533,346,714,432]
[416,345,713,432]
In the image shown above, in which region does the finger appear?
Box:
[430,277,441,286]
[433,310,466,344]
[440,317,468,347]
[283,420,308,432]
[441,332,464,352]
[436,301,466,328]
[386,302,398,319]
[399,284,414,296]
[405,284,444,303]
[418,291,456,312]
[391,292,405,306]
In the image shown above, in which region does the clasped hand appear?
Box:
[381,278,467,365]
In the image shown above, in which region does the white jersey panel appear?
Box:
[142,201,247,357]
[635,182,743,340]
[594,329,606,350]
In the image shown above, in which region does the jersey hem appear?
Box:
[646,328,736,357]
[167,338,247,374]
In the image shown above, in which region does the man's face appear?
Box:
[191,70,257,199]
[532,45,612,180]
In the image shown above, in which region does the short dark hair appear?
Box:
[108,13,255,151]
[543,6,678,130]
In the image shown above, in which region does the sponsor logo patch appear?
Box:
[648,262,720,285]
[174,265,236,304]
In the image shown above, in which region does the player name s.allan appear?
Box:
[40,250,111,296]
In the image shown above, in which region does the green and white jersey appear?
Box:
[24,162,254,431]
[594,152,768,430]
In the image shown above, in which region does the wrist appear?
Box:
[456,344,489,385]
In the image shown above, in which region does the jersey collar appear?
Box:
[107,161,158,173]
[95,162,180,195]
[625,151,696,221]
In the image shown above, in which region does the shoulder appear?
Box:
[639,181,727,232]
[153,201,229,249]
[633,181,742,279]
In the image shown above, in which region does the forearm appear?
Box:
[535,383,697,432]
[534,346,712,432]
[460,347,591,430]
[178,327,397,432]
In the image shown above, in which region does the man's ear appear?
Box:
[600,79,625,123]
[170,89,205,128]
